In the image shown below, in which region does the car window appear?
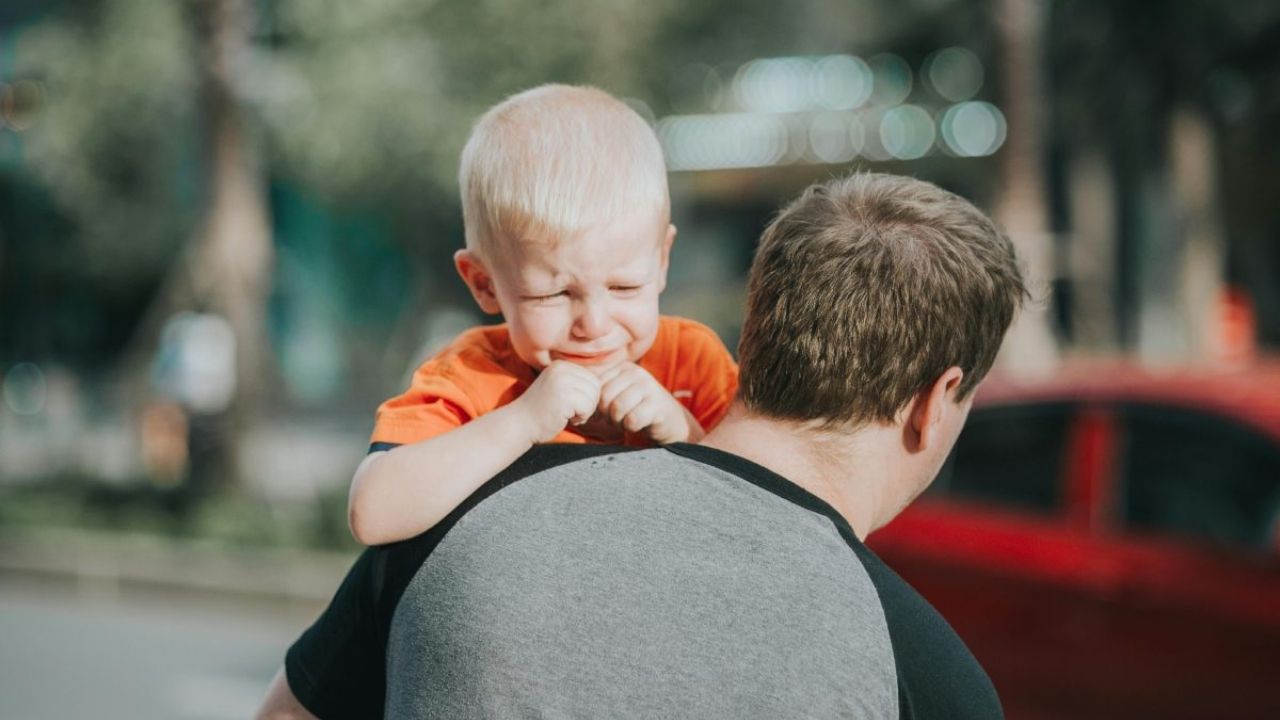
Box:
[927,402,1071,515]
[1118,404,1280,554]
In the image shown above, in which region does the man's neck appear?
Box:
[699,405,894,540]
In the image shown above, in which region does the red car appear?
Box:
[868,360,1280,720]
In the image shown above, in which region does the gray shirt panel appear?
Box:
[386,449,897,719]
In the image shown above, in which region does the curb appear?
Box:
[0,527,355,606]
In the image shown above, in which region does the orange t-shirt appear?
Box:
[371,315,739,448]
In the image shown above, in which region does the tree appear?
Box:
[1047,0,1280,356]
[992,0,1058,373]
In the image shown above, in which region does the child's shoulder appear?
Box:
[644,316,735,373]
[655,315,727,350]
[416,323,519,376]
[445,323,513,355]
[642,316,737,404]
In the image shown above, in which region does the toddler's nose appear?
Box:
[572,297,611,340]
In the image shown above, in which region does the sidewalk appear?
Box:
[0,526,354,606]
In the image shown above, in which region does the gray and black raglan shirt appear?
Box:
[286,443,1003,719]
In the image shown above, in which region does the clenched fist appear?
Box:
[513,361,603,444]
[598,362,703,444]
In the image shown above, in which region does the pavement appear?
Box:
[0,526,356,605]
[0,527,357,719]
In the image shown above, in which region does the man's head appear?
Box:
[454,84,674,373]
[736,173,1026,519]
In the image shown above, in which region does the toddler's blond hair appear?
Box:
[459,84,669,258]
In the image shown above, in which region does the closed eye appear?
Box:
[524,291,569,304]
[611,285,643,296]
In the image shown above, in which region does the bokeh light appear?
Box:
[658,112,788,171]
[3,362,48,416]
[702,66,726,111]
[732,57,816,113]
[880,104,935,160]
[868,53,912,106]
[939,101,1007,157]
[808,112,858,164]
[775,116,798,164]
[153,313,238,414]
[662,52,1003,170]
[924,47,984,102]
[858,109,891,161]
[814,55,873,111]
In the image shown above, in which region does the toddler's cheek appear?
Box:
[626,321,662,359]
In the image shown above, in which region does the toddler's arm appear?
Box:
[348,361,601,545]
[255,668,317,720]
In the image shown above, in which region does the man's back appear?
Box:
[388,447,895,718]
[285,444,1001,719]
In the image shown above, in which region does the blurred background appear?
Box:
[1,0,1277,718]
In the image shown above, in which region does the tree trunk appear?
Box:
[1166,108,1226,363]
[187,0,274,488]
[992,0,1059,375]
[1066,149,1119,351]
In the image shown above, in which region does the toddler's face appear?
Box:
[460,208,674,374]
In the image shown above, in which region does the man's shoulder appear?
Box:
[378,442,833,615]
[404,443,631,536]
[495,444,635,483]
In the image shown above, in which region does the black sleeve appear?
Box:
[851,544,1004,720]
[286,548,390,719]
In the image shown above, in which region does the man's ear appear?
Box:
[657,223,677,292]
[454,249,502,315]
[907,366,966,452]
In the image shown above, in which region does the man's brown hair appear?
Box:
[738,172,1027,427]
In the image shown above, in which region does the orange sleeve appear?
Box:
[685,325,739,432]
[663,317,739,433]
[369,359,479,447]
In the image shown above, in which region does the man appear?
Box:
[258,172,1027,719]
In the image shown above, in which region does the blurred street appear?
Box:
[0,574,321,720]
[0,528,350,720]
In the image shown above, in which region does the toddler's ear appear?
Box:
[454,250,502,314]
[657,224,677,291]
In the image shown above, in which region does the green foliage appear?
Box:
[256,0,682,209]
[0,475,360,551]
[255,0,457,204]
[13,0,999,234]
[9,0,705,299]
[15,0,200,289]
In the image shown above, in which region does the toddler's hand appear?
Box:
[515,361,603,444]
[598,362,695,444]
